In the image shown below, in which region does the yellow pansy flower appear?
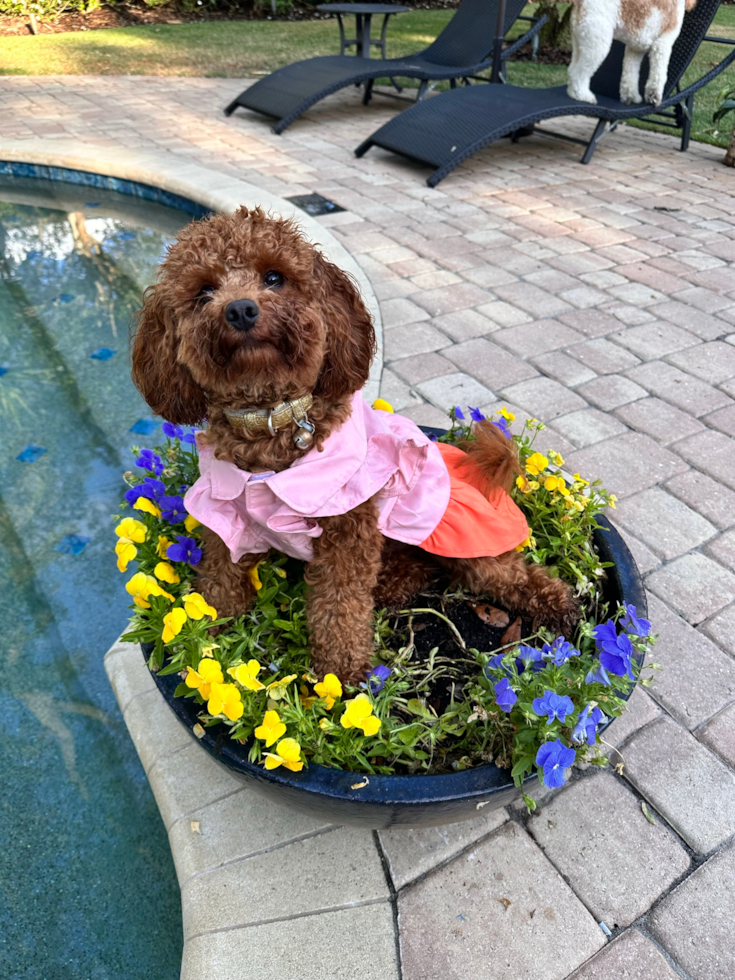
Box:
[207,682,243,721]
[608,495,617,510]
[133,497,161,518]
[115,539,138,573]
[498,406,515,421]
[183,592,217,621]
[544,474,570,496]
[115,517,147,543]
[154,561,180,585]
[340,693,381,736]
[254,710,287,747]
[264,738,304,772]
[547,450,565,467]
[162,607,187,643]
[318,718,334,731]
[186,658,224,699]
[157,535,172,559]
[314,673,342,710]
[525,452,549,476]
[515,534,537,552]
[227,660,266,692]
[201,643,219,658]
[125,572,174,609]
[266,674,298,701]
[299,684,318,709]
[372,398,394,413]
[573,473,589,488]
[248,563,263,591]
[184,514,200,533]
[565,496,585,512]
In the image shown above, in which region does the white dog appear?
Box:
[567,0,697,106]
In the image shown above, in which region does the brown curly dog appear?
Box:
[132,207,578,683]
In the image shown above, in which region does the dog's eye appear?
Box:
[263,270,284,289]
[197,286,215,303]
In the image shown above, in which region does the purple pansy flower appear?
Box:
[162,421,197,444]
[593,620,635,679]
[428,432,438,442]
[492,417,512,439]
[124,476,166,507]
[571,705,606,746]
[468,406,486,422]
[135,448,164,476]
[620,604,652,637]
[159,495,188,524]
[367,664,392,694]
[536,739,576,788]
[166,535,202,565]
[532,690,575,725]
[542,636,578,667]
[453,406,465,421]
[494,677,517,713]
[585,663,611,687]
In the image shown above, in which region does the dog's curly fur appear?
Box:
[132,207,578,683]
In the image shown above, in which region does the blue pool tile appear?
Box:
[16,445,47,463]
[90,347,117,361]
[0,364,8,377]
[26,250,42,260]
[55,534,91,556]
[58,293,75,303]
[85,202,100,208]
[129,419,159,435]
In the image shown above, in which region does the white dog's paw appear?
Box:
[567,84,597,105]
[644,84,663,106]
[620,85,643,105]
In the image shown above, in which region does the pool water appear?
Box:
[0,176,192,979]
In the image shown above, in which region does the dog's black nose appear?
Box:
[225,299,260,332]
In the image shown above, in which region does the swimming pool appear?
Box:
[0,173,200,978]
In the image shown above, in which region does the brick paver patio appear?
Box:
[7,74,735,979]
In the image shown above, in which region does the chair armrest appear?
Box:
[502,13,548,62]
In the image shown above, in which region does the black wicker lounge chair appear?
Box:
[224,0,545,134]
[356,0,735,186]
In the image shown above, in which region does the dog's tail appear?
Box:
[456,420,521,496]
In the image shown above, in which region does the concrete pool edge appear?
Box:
[0,137,383,402]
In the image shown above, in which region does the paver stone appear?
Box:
[566,928,682,980]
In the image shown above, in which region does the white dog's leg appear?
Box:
[567,3,616,105]
[645,30,677,106]
[620,45,645,104]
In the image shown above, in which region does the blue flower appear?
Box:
[468,406,486,422]
[162,421,197,444]
[542,636,578,667]
[585,663,611,687]
[166,535,202,565]
[367,664,392,694]
[136,449,164,476]
[453,406,465,421]
[571,705,606,746]
[494,677,517,713]
[536,739,576,788]
[532,691,575,725]
[159,495,187,524]
[518,645,545,671]
[492,417,512,439]
[124,477,166,506]
[594,620,635,679]
[428,433,438,442]
[620,604,652,637]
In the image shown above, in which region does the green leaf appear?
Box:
[511,756,534,778]
[174,682,189,697]
[406,698,434,719]
[273,619,295,631]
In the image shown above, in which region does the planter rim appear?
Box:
[145,514,645,815]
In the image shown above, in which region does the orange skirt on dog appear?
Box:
[419,443,529,558]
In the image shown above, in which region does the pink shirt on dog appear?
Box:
[184,392,451,562]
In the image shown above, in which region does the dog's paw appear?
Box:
[567,84,598,105]
[644,85,662,106]
[620,84,643,105]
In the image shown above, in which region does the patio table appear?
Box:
[316,3,410,60]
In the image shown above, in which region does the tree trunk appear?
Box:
[725,121,735,168]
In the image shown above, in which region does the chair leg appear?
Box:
[679,92,694,152]
[362,79,374,106]
[223,98,240,117]
[417,80,429,101]
[581,119,609,164]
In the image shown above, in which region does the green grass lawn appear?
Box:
[0,3,733,147]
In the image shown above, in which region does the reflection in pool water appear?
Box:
[0,177,191,978]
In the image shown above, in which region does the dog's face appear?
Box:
[132,207,375,424]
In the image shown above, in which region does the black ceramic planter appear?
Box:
[143,515,645,829]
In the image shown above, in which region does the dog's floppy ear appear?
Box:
[312,253,376,402]
[131,284,207,425]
